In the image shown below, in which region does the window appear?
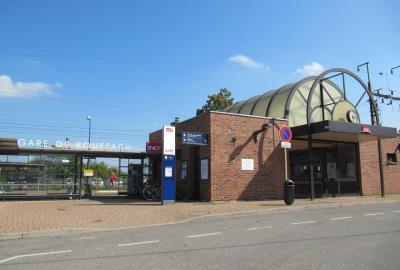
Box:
[387,153,398,164]
[181,160,188,180]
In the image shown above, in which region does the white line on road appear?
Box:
[393,210,400,213]
[0,250,72,264]
[186,232,221,238]
[117,240,160,247]
[365,212,384,216]
[244,226,273,231]
[291,220,316,225]
[330,216,352,221]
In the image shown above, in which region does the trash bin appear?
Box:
[284,179,295,205]
[328,178,337,197]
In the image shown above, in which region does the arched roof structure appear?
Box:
[222,76,359,127]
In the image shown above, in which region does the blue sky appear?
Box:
[0,0,399,151]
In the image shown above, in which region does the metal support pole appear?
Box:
[285,148,288,180]
[79,156,83,200]
[308,130,315,200]
[377,139,385,197]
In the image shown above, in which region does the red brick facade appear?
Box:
[359,137,400,195]
[150,112,287,201]
[150,112,400,201]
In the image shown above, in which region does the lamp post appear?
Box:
[85,116,92,197]
[391,66,400,74]
[86,116,92,150]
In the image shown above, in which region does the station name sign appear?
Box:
[17,138,133,151]
[182,131,208,145]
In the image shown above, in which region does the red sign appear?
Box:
[166,127,173,132]
[361,126,371,134]
[146,142,162,152]
[279,125,292,142]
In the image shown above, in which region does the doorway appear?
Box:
[290,142,360,198]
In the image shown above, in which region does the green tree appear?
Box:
[88,161,112,179]
[196,88,234,115]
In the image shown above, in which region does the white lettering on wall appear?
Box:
[17,138,133,152]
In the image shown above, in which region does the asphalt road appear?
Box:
[1,202,400,270]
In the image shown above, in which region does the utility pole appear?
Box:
[357,62,385,197]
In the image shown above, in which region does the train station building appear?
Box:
[0,68,399,201]
[149,68,399,201]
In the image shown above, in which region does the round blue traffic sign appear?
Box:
[279,125,292,142]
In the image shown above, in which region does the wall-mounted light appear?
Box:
[231,137,237,144]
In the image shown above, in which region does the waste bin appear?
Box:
[328,178,337,197]
[283,179,295,205]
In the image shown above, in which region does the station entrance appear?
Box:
[290,142,359,198]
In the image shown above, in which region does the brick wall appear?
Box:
[359,136,400,195]
[149,112,288,201]
[210,112,287,200]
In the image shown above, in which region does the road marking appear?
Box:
[365,212,384,216]
[330,216,352,221]
[117,240,160,247]
[186,232,221,238]
[393,210,400,213]
[0,250,72,264]
[244,225,273,231]
[291,220,316,225]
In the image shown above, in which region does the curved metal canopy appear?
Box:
[222,73,360,127]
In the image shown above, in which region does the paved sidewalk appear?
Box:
[1,195,399,238]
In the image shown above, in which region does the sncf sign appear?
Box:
[146,142,161,152]
[163,126,176,155]
[361,126,371,134]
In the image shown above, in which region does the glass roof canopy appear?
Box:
[223,76,358,127]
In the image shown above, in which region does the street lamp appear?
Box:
[86,116,92,150]
[391,66,400,74]
[84,116,93,198]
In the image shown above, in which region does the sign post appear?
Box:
[279,125,292,180]
[162,126,176,204]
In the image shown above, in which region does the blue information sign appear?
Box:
[162,155,176,203]
[182,132,208,145]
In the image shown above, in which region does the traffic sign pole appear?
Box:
[279,125,292,181]
[284,148,288,179]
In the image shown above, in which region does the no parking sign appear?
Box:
[279,125,292,142]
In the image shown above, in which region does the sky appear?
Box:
[0,0,399,152]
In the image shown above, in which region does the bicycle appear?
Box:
[142,183,161,201]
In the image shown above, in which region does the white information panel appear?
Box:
[201,159,208,180]
[163,126,176,155]
[165,167,173,177]
[241,159,254,171]
[281,141,291,149]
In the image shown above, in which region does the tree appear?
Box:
[88,161,112,179]
[196,88,234,115]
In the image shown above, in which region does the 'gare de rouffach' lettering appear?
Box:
[17,138,132,151]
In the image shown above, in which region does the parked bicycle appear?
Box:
[142,183,161,201]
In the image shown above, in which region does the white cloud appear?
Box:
[0,75,62,98]
[296,62,325,76]
[228,54,265,69]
